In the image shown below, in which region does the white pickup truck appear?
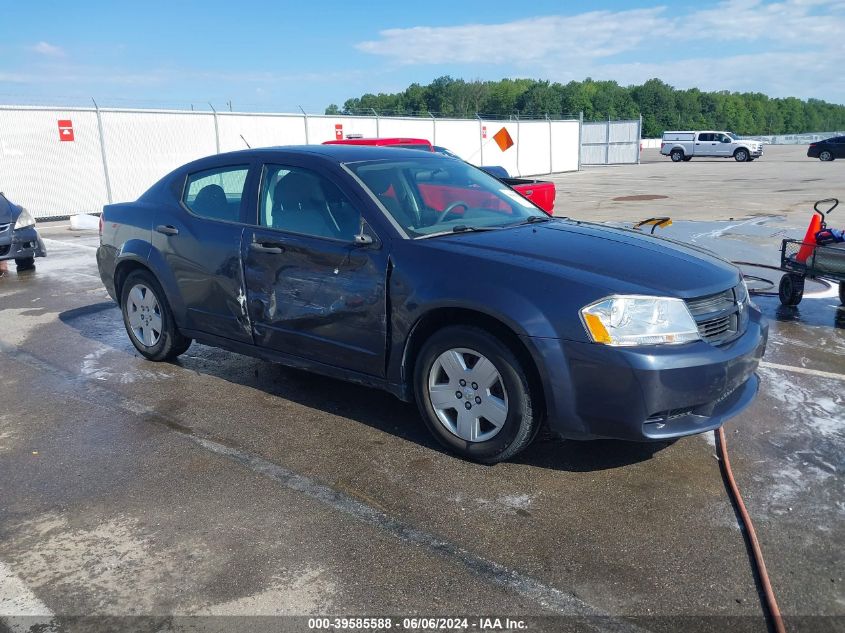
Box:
[660,131,763,162]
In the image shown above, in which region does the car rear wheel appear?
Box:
[15,257,35,271]
[414,326,539,463]
[839,282,845,306]
[682,156,692,162]
[734,148,749,162]
[778,274,804,306]
[670,149,684,162]
[819,150,834,161]
[120,269,192,361]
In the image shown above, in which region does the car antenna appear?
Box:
[240,135,251,149]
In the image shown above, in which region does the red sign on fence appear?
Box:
[58,120,74,142]
[481,125,487,139]
[334,124,343,140]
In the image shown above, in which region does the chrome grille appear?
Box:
[685,285,745,345]
[698,314,735,340]
[685,288,734,316]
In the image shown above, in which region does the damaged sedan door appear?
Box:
[242,163,387,377]
[154,162,257,343]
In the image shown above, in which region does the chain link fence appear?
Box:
[0,105,591,219]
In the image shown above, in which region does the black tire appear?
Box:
[682,156,692,162]
[778,274,805,306]
[670,149,684,162]
[734,148,749,162]
[819,150,834,162]
[120,269,192,361]
[414,326,539,464]
[15,257,35,271]
[839,282,845,306]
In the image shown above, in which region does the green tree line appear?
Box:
[326,77,845,137]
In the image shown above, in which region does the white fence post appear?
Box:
[372,109,380,138]
[209,103,220,154]
[299,106,309,145]
[637,114,643,165]
[578,112,583,171]
[477,114,484,166]
[92,99,113,205]
[430,112,436,146]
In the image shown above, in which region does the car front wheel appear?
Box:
[120,269,192,361]
[734,148,749,162]
[414,326,540,463]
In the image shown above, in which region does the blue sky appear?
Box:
[2,0,844,111]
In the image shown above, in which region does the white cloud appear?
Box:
[357,8,670,65]
[29,41,65,57]
[356,0,845,101]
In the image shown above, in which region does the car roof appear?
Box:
[178,144,447,171]
[323,137,432,147]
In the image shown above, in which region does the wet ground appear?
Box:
[1,206,843,632]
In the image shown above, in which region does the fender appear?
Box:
[388,284,559,389]
[113,240,188,329]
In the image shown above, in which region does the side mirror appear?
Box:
[353,233,374,246]
[722,138,731,143]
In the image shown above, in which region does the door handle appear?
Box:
[155,224,179,236]
[251,242,284,254]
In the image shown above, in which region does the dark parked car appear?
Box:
[807,136,845,161]
[97,146,768,463]
[0,192,46,272]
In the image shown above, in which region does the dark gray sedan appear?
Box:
[96,145,768,463]
[0,192,46,272]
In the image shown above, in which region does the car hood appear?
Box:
[426,220,741,299]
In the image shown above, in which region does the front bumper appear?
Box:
[750,146,764,158]
[0,225,47,262]
[531,306,768,441]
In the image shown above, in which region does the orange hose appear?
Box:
[716,427,786,633]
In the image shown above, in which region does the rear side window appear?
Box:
[183,165,249,222]
[698,133,713,141]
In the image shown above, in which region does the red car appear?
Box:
[324,137,556,215]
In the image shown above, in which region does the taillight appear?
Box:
[98,214,104,236]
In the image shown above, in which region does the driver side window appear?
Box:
[259,165,361,241]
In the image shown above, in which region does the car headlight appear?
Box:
[14,208,35,230]
[580,295,701,346]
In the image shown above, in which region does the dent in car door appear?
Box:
[242,164,388,376]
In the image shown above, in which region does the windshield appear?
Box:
[346,157,547,238]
